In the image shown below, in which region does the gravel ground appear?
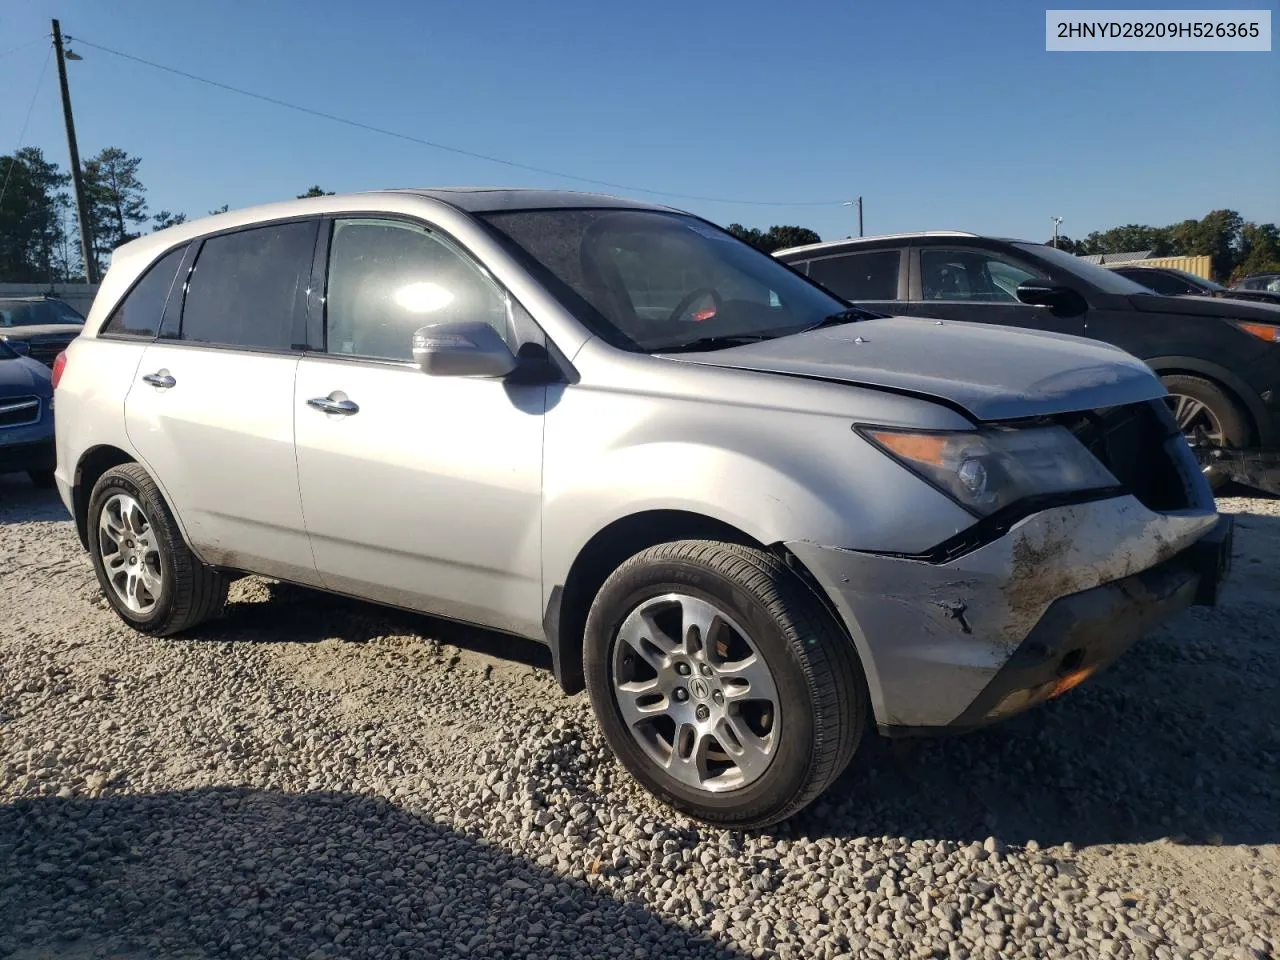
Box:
[0,478,1277,960]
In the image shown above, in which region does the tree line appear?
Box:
[3,146,1276,285]
[724,223,821,254]
[0,147,335,284]
[1053,210,1280,282]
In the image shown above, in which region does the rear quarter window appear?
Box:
[807,250,901,300]
[100,246,188,339]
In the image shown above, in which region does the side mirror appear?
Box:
[1016,279,1085,313]
[4,339,31,357]
[412,321,518,378]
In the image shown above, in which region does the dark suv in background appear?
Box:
[1111,265,1280,307]
[775,232,1280,493]
[0,296,86,367]
[1235,273,1280,294]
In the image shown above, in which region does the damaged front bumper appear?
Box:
[787,496,1230,733]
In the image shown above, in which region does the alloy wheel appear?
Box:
[98,493,163,614]
[611,593,779,792]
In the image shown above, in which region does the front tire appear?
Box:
[86,463,228,635]
[1160,374,1250,490]
[583,540,866,828]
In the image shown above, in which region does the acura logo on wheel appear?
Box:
[689,678,711,700]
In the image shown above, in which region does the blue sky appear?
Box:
[2,0,1277,242]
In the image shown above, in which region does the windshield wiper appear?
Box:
[655,334,777,354]
[799,306,886,333]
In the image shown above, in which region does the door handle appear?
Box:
[142,371,176,388]
[307,396,360,416]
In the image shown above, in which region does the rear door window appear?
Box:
[807,250,901,300]
[180,221,317,351]
[101,246,187,338]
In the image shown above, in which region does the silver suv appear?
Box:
[53,189,1231,827]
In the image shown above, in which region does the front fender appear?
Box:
[540,384,976,603]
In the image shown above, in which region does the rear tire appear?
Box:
[87,463,228,635]
[1160,374,1250,490]
[583,540,866,829]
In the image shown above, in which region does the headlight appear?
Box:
[859,424,1119,516]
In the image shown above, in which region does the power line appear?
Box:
[0,44,54,209]
[0,36,48,59]
[67,35,846,208]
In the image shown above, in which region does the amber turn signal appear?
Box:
[1235,321,1280,343]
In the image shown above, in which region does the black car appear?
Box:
[775,232,1280,493]
[1235,272,1280,294]
[1112,265,1280,306]
[0,296,85,367]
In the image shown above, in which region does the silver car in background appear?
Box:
[52,189,1231,827]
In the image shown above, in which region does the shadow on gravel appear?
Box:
[0,787,742,960]
[0,478,68,525]
[1219,480,1280,500]
[207,582,554,672]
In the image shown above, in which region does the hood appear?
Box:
[667,316,1165,422]
[0,355,54,397]
[1209,289,1280,306]
[1128,293,1280,320]
[0,323,83,340]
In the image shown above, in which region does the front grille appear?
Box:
[0,396,41,428]
[1061,400,1190,512]
[25,337,75,368]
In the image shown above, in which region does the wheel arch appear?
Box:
[544,510,758,694]
[1146,355,1272,447]
[542,508,860,695]
[72,445,137,549]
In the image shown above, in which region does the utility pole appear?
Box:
[1051,215,1063,249]
[843,197,864,238]
[52,19,98,284]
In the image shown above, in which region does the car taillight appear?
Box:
[51,351,68,389]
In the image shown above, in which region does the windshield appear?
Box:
[1013,243,1154,296]
[477,209,849,351]
[0,299,85,328]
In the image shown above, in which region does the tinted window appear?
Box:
[1160,268,1221,292]
[808,250,900,300]
[0,299,84,328]
[181,222,315,350]
[101,247,187,338]
[1120,270,1189,296]
[921,249,1041,302]
[325,219,511,361]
